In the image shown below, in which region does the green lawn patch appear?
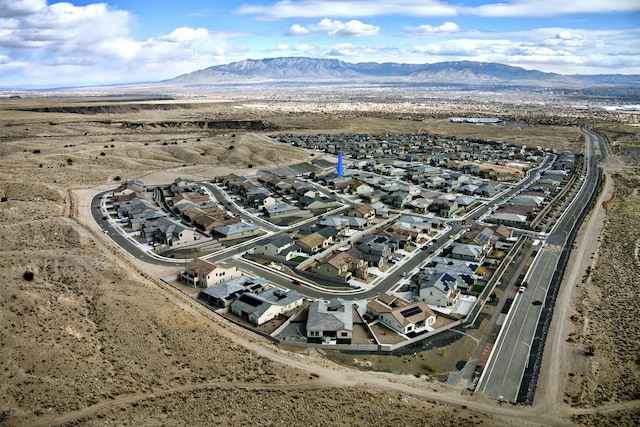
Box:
[471,284,485,293]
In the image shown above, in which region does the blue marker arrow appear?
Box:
[336,152,344,176]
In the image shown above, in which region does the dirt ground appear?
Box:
[0,96,638,426]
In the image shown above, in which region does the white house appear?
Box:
[230,288,304,325]
[366,293,436,335]
[415,271,461,307]
[254,235,296,259]
[180,258,241,288]
[306,298,353,344]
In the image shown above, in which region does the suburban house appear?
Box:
[346,216,370,230]
[253,235,297,261]
[264,203,311,219]
[414,270,461,308]
[193,212,241,232]
[296,232,329,254]
[247,192,277,210]
[429,197,458,218]
[298,195,339,212]
[212,223,260,240]
[313,252,368,283]
[381,225,415,249]
[449,243,485,262]
[142,217,199,247]
[180,258,241,288]
[347,204,376,220]
[116,198,156,219]
[306,298,353,344]
[112,179,145,197]
[356,235,393,266]
[230,288,304,326]
[198,276,269,307]
[366,293,436,335]
[488,205,530,227]
[494,223,514,240]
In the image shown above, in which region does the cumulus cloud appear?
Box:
[404,21,460,34]
[0,1,246,85]
[285,24,309,36]
[0,0,47,18]
[286,19,380,37]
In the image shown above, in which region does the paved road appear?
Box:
[90,153,555,298]
[475,247,559,401]
[475,125,601,402]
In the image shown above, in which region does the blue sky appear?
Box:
[1,0,639,87]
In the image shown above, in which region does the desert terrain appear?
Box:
[0,95,638,426]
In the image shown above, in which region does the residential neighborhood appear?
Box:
[97,130,580,350]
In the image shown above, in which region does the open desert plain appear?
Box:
[0,93,639,427]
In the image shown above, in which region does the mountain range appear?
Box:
[164,57,639,87]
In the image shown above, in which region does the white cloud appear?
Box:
[239,0,640,19]
[160,27,210,43]
[295,44,313,52]
[277,43,290,50]
[286,19,380,37]
[0,0,47,18]
[238,0,457,19]
[0,2,247,85]
[285,24,309,36]
[462,0,640,17]
[404,21,460,34]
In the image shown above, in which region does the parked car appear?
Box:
[518,286,526,293]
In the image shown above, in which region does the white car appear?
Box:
[518,286,526,293]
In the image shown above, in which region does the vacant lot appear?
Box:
[0,96,637,426]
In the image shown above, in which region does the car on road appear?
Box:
[292,279,302,285]
[518,286,527,293]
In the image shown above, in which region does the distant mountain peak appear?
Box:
[163,56,637,87]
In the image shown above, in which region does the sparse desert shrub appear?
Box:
[229,145,235,150]
[33,149,40,154]
[100,152,105,156]
[66,158,73,165]
[114,176,121,181]
[23,271,34,281]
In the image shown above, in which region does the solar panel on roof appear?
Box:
[238,294,261,307]
[400,306,423,318]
